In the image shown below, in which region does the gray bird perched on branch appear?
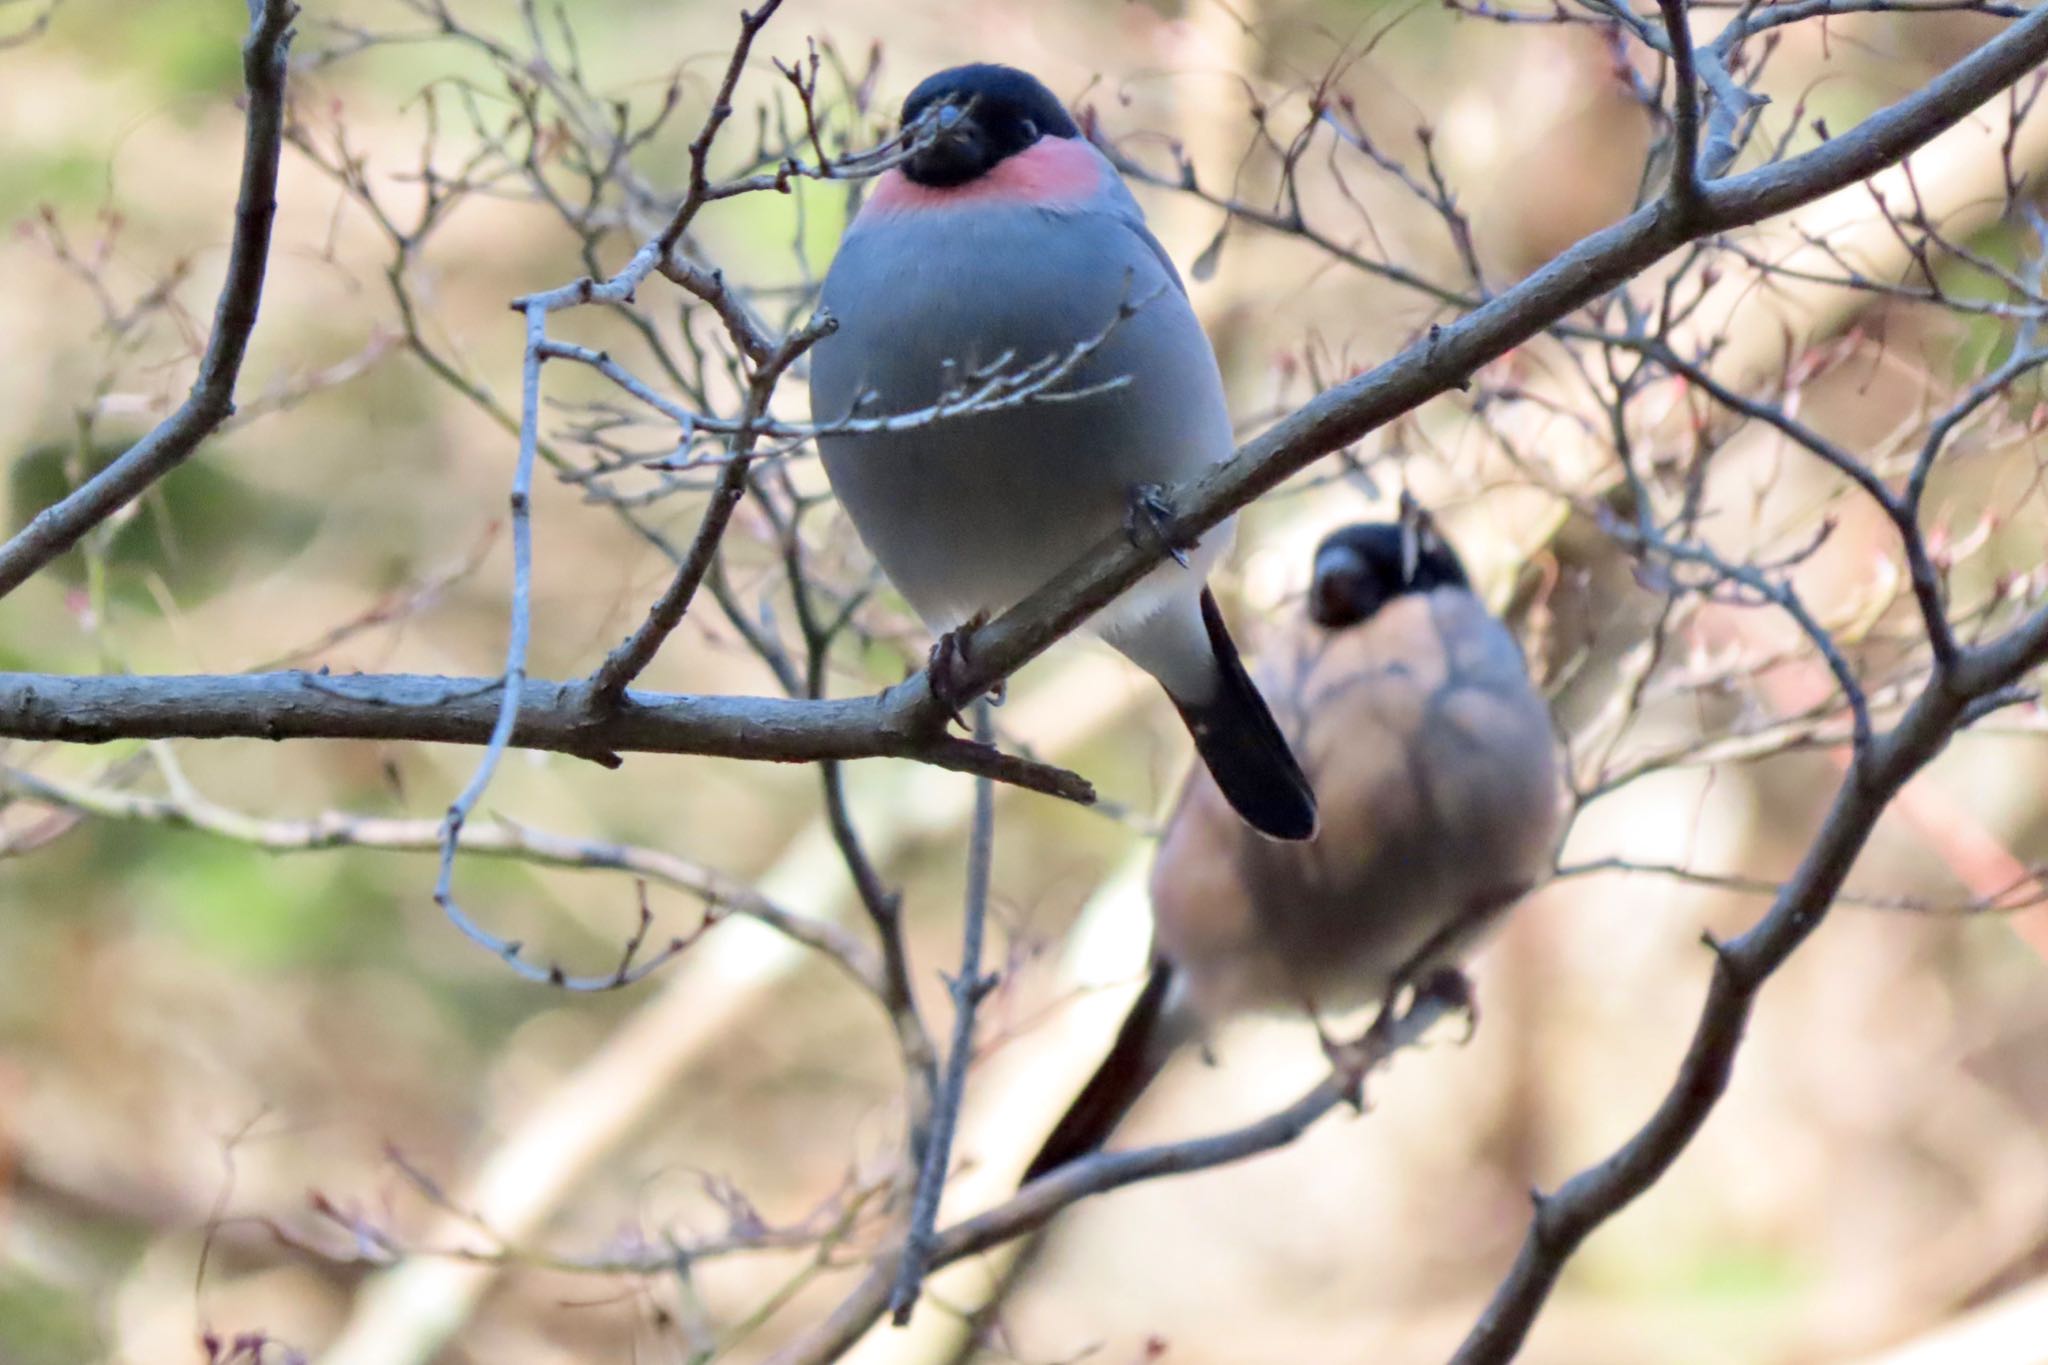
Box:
[807,63,1317,841]
[1024,514,1565,1182]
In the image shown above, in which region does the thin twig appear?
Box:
[0,762,883,990]
[586,315,837,707]
[888,700,999,1324]
[430,302,608,986]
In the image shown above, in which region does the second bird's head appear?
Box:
[1309,520,1471,629]
[898,64,1081,188]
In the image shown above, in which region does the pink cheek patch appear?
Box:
[858,138,1105,221]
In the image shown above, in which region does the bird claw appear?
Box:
[1412,966,1479,1043]
[925,611,991,728]
[1318,1031,1370,1113]
[1125,484,1191,568]
[1304,997,1369,1112]
[1319,964,1479,1109]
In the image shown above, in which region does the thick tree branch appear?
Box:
[0,671,1091,801]
[0,0,296,599]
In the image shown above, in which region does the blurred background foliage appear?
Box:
[2,1,2047,1363]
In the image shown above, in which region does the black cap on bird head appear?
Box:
[899,63,1081,188]
[1308,509,1470,629]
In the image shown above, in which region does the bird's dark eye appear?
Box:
[1019,117,1039,141]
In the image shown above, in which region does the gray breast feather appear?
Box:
[808,204,1233,630]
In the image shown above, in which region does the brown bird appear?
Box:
[1023,514,1564,1182]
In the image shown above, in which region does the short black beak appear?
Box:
[904,101,991,186]
[1309,544,1370,627]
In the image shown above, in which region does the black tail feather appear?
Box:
[1171,589,1318,842]
[1022,961,1181,1185]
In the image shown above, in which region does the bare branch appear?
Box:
[0,762,884,992]
[0,0,297,598]
[428,296,558,984]
[0,670,1093,801]
[1656,0,1705,210]
[1639,339,1961,671]
[888,700,999,1323]
[587,313,837,708]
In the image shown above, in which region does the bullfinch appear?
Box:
[807,64,1318,842]
[1023,516,1565,1181]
